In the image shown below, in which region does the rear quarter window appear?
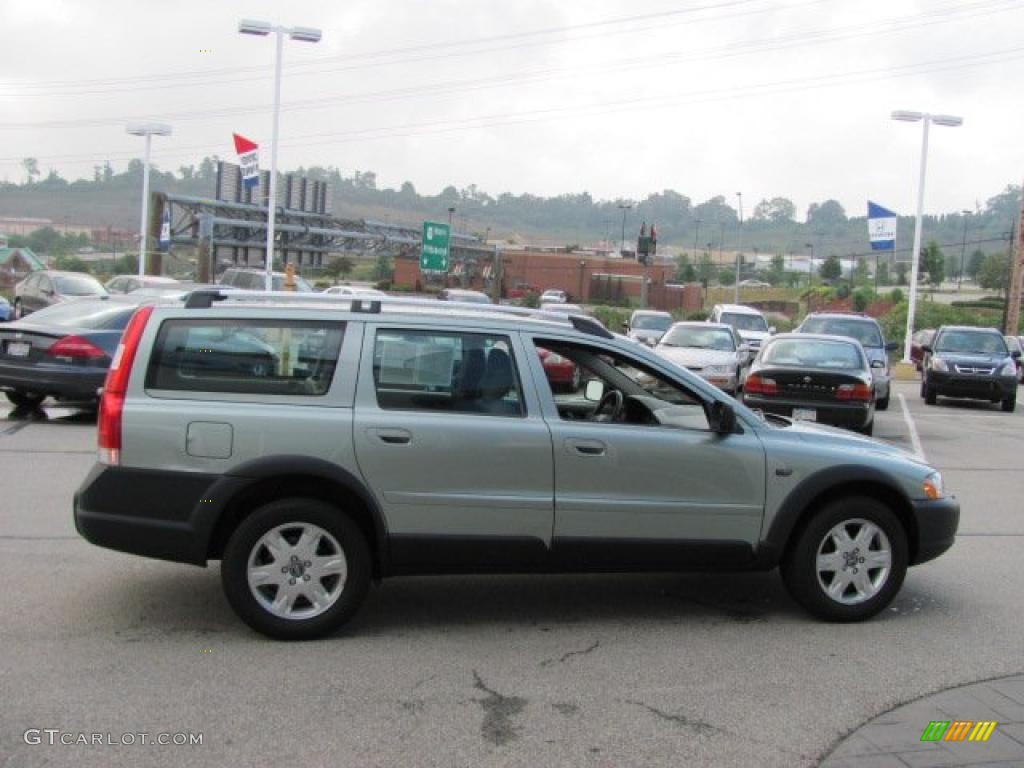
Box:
[146,319,344,396]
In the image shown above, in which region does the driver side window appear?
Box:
[532,339,710,431]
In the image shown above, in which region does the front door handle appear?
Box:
[370,428,412,445]
[566,438,606,456]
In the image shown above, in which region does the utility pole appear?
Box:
[491,244,503,303]
[958,210,970,291]
[692,218,702,263]
[618,203,632,256]
[1005,186,1024,334]
[734,192,743,303]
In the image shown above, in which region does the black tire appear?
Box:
[923,380,937,405]
[781,496,908,622]
[13,299,23,320]
[857,419,874,436]
[5,390,44,408]
[1002,395,1016,413]
[876,393,890,411]
[221,498,371,640]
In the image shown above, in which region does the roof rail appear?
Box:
[179,289,615,338]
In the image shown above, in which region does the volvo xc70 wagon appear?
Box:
[74,291,959,639]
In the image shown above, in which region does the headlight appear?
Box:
[930,357,949,372]
[922,472,944,500]
[999,360,1017,376]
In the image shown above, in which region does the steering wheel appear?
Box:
[593,389,624,422]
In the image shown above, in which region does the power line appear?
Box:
[1,0,1014,132]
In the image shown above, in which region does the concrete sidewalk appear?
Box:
[822,674,1024,767]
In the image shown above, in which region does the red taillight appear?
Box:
[836,383,872,402]
[745,374,778,395]
[47,335,106,359]
[97,305,153,465]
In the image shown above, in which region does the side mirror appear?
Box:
[709,401,737,434]
[870,359,885,369]
[768,326,776,335]
[584,379,605,402]
[621,321,629,330]
[922,344,933,354]
[884,341,899,352]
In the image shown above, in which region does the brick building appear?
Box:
[394,248,703,313]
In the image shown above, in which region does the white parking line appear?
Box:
[898,393,926,462]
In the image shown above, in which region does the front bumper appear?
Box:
[927,371,1016,401]
[742,395,872,429]
[910,496,960,565]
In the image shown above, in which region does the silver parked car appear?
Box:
[654,321,750,395]
[624,310,674,346]
[74,291,958,639]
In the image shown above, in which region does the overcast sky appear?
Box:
[1,0,1023,221]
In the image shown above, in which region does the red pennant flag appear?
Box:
[651,223,657,242]
[233,133,259,154]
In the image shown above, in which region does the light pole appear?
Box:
[447,206,456,228]
[734,192,744,303]
[239,19,322,291]
[618,203,632,256]
[126,123,172,277]
[958,209,971,291]
[692,218,702,261]
[805,242,814,288]
[891,110,963,362]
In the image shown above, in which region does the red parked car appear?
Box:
[537,347,581,392]
[911,328,936,371]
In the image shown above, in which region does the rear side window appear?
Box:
[373,329,524,417]
[146,319,344,396]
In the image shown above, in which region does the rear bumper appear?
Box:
[742,395,873,429]
[0,362,106,400]
[910,496,960,565]
[74,464,234,565]
[927,372,1016,401]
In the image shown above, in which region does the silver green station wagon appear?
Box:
[74,292,958,639]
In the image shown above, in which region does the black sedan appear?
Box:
[921,325,1019,411]
[742,333,876,435]
[0,296,149,409]
[13,270,107,318]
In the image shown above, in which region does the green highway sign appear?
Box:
[420,221,450,272]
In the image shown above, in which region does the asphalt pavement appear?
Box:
[1,380,1022,768]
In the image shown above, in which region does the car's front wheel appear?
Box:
[781,496,908,622]
[222,498,371,640]
[12,299,24,320]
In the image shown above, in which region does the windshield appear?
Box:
[660,326,735,351]
[270,275,314,292]
[801,317,882,347]
[53,275,105,296]
[720,312,767,332]
[632,314,672,331]
[934,330,1008,356]
[18,299,138,329]
[762,338,865,370]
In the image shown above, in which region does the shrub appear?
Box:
[888,288,904,304]
[852,287,875,313]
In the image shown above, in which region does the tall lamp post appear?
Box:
[692,218,702,261]
[891,110,963,362]
[617,203,632,256]
[126,123,172,277]
[734,192,744,303]
[239,19,322,291]
[958,209,971,291]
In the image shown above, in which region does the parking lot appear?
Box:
[1,379,1022,768]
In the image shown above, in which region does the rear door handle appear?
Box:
[370,428,412,445]
[566,438,606,456]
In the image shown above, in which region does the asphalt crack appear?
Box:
[472,670,527,746]
[540,639,600,667]
[627,699,719,736]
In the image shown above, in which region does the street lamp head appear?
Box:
[289,26,322,43]
[931,114,963,127]
[126,122,172,137]
[891,110,924,122]
[238,19,272,36]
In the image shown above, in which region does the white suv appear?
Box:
[709,303,774,351]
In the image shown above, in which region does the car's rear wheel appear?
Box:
[922,380,937,405]
[781,496,907,622]
[222,498,371,640]
[5,390,44,409]
[1002,394,1016,413]
[876,391,890,411]
[13,299,24,320]
[857,419,874,436]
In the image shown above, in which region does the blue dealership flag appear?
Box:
[867,201,897,251]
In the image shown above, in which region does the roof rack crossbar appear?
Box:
[180,289,614,338]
